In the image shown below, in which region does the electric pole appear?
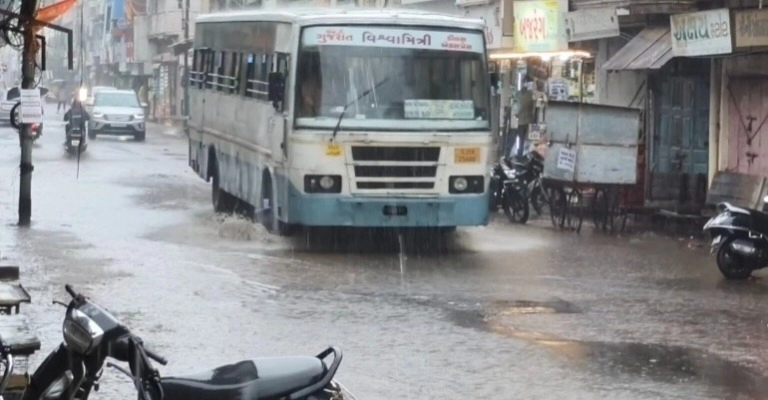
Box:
[183,0,190,119]
[18,0,40,227]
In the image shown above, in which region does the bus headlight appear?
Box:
[319,176,335,190]
[449,176,484,194]
[304,175,342,194]
[453,177,468,192]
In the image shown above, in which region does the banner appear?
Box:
[513,0,567,52]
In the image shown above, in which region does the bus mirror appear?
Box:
[268,72,285,107]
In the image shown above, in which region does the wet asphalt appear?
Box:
[0,104,766,399]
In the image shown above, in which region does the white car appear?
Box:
[84,86,117,113]
[0,87,48,137]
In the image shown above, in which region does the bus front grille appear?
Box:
[350,146,441,192]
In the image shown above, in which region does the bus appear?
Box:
[188,8,493,236]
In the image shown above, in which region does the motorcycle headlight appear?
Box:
[42,371,74,400]
[63,309,104,355]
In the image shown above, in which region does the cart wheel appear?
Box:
[549,186,567,229]
[566,189,584,233]
[607,188,628,234]
[592,188,609,232]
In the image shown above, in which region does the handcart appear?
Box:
[541,101,641,234]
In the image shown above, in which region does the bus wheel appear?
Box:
[211,162,237,214]
[261,177,294,236]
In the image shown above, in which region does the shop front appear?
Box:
[489,0,594,157]
[715,9,768,179]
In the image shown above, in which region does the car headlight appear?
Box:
[452,177,468,191]
[42,371,74,400]
[63,309,104,355]
[92,112,104,119]
[134,114,144,120]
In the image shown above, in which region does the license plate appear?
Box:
[455,147,480,163]
[111,123,127,128]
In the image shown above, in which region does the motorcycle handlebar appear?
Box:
[65,284,77,299]
[144,347,168,366]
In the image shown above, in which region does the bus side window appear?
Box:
[191,50,199,87]
[229,53,241,95]
[216,51,227,92]
[237,53,248,97]
[205,51,215,90]
[259,54,272,101]
[276,53,290,113]
[245,54,257,98]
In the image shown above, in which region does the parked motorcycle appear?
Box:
[489,157,529,224]
[508,150,548,215]
[10,102,42,141]
[16,285,356,400]
[703,199,768,279]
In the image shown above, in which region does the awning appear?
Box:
[602,26,673,71]
[169,39,193,56]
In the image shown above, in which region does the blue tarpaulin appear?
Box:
[111,0,125,20]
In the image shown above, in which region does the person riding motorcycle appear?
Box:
[63,97,89,145]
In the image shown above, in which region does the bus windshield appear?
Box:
[295,26,490,132]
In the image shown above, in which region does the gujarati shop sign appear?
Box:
[513,0,567,52]
[734,8,768,48]
[670,8,732,56]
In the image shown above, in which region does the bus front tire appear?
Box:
[261,178,294,237]
[211,163,237,214]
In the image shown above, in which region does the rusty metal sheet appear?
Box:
[602,26,673,71]
[544,101,640,184]
[706,171,768,209]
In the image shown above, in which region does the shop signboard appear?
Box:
[513,0,567,52]
[564,8,619,42]
[734,8,768,48]
[670,8,732,57]
[463,4,502,49]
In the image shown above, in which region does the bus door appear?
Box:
[267,54,291,165]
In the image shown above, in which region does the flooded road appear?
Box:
[0,105,766,399]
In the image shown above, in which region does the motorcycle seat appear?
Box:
[161,356,326,400]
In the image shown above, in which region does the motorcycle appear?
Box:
[489,157,530,224]
[508,150,548,215]
[64,108,88,154]
[10,102,43,141]
[703,199,768,280]
[15,285,356,400]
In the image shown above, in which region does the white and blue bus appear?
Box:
[188,8,493,235]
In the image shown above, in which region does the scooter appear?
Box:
[703,198,768,280]
[15,285,357,400]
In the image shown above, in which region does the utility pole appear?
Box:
[183,0,190,119]
[18,0,40,227]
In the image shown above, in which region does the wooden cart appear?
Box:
[542,101,641,234]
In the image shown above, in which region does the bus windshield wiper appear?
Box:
[330,76,390,143]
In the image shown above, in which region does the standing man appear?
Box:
[511,76,536,157]
[57,81,71,113]
[138,81,149,116]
